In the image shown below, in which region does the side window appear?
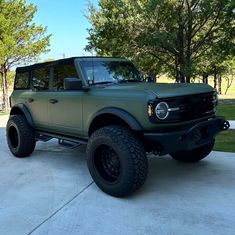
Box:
[32,68,50,91]
[14,72,29,89]
[53,64,78,91]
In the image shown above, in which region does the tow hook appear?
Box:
[221,120,230,131]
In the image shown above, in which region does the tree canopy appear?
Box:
[87,0,235,83]
[0,0,51,110]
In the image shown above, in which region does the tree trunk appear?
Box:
[147,74,156,83]
[225,79,229,95]
[225,78,234,95]
[224,70,234,95]
[176,70,185,83]
[1,64,10,111]
[213,71,217,90]
[177,6,185,84]
[185,3,193,84]
[202,73,208,83]
[175,58,180,83]
[151,74,156,83]
[186,75,191,83]
[218,74,222,95]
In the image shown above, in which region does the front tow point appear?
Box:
[221,120,230,131]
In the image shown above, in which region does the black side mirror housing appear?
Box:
[64,78,83,90]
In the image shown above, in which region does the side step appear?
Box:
[58,139,82,149]
[36,131,88,149]
[36,134,52,142]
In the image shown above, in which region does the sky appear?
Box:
[26,0,98,61]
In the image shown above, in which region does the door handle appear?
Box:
[28,98,34,103]
[49,99,58,104]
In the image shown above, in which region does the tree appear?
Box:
[223,58,235,95]
[0,0,50,111]
[196,48,227,93]
[87,0,235,83]
[196,24,235,94]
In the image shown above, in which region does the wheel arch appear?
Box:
[10,104,34,128]
[88,108,143,136]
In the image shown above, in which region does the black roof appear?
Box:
[16,56,123,73]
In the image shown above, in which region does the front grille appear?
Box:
[151,92,217,123]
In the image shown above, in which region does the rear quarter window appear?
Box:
[14,72,29,89]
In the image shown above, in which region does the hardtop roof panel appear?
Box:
[16,56,126,73]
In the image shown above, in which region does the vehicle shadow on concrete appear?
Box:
[142,153,233,195]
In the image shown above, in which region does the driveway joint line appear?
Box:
[27,181,94,235]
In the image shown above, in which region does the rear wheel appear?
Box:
[86,126,148,197]
[6,115,36,157]
[170,141,214,163]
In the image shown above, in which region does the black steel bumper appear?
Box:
[144,117,230,155]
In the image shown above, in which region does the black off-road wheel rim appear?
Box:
[8,125,19,149]
[94,144,121,183]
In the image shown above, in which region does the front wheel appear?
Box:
[86,126,148,197]
[170,140,214,163]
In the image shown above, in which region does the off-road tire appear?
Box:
[6,115,36,158]
[170,140,214,163]
[86,126,148,197]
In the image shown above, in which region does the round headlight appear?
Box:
[155,102,169,120]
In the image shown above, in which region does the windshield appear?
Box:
[80,60,143,85]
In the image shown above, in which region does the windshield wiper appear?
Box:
[118,80,141,83]
[94,81,116,85]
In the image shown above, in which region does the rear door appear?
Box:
[24,67,51,130]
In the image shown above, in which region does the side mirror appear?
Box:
[64,78,83,90]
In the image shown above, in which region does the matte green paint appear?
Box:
[11,57,215,139]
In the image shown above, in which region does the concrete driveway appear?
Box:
[0,115,235,235]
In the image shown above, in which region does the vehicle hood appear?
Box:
[103,82,214,98]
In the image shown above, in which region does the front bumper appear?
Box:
[144,117,230,155]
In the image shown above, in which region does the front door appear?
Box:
[47,91,83,137]
[46,62,84,137]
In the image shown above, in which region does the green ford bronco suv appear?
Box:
[7,57,229,197]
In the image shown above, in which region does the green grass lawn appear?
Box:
[157,75,235,97]
[215,101,234,152]
[214,130,235,153]
[0,111,9,116]
[217,102,235,120]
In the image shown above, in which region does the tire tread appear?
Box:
[87,126,148,197]
[7,114,36,157]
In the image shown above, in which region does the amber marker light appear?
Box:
[147,104,154,116]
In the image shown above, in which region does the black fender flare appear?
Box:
[10,104,34,128]
[89,108,143,131]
